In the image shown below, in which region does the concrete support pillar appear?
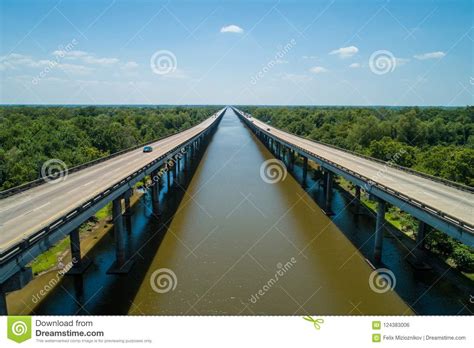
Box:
[124,193,132,233]
[355,185,361,201]
[0,285,6,315]
[184,150,188,172]
[106,195,134,274]
[167,168,171,190]
[177,155,180,173]
[416,221,427,250]
[302,156,308,188]
[151,171,160,215]
[124,196,131,216]
[70,228,82,268]
[112,196,125,266]
[354,185,361,213]
[324,171,333,214]
[408,220,431,269]
[123,187,132,228]
[173,161,178,181]
[374,199,386,263]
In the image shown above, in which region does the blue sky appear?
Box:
[0,0,472,106]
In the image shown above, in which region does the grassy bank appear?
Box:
[28,203,112,276]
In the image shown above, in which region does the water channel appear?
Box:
[31,108,472,315]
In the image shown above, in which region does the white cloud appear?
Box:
[329,46,359,58]
[349,63,360,68]
[302,55,318,60]
[414,51,446,60]
[52,50,88,58]
[309,66,328,74]
[0,54,53,70]
[220,25,244,34]
[52,50,119,66]
[57,63,94,75]
[280,73,313,83]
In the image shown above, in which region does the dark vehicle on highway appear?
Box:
[143,145,153,153]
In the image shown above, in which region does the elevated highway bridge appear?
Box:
[0,106,472,314]
[233,106,473,261]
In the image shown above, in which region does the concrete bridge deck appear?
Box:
[234,107,473,247]
[0,112,221,254]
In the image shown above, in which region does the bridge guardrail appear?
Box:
[232,107,473,194]
[0,109,226,265]
[233,107,474,235]
[0,108,226,199]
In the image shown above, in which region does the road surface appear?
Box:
[0,114,220,252]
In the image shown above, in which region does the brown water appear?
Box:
[129,108,410,315]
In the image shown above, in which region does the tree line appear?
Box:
[241,105,473,186]
[0,105,219,190]
[241,105,473,273]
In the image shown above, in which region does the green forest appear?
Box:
[240,105,474,275]
[241,106,474,186]
[0,105,219,190]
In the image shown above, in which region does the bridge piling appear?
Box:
[167,168,171,190]
[302,156,308,188]
[416,221,427,250]
[123,189,133,233]
[324,171,334,215]
[151,170,160,215]
[0,285,6,315]
[68,228,92,275]
[407,220,432,269]
[70,228,82,269]
[374,199,386,263]
[354,186,361,214]
[107,195,133,273]
[113,197,125,264]
[288,149,292,169]
[184,148,188,172]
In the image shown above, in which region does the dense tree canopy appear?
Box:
[0,106,219,190]
[241,106,474,186]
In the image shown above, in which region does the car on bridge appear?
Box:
[143,145,153,153]
[267,128,271,131]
